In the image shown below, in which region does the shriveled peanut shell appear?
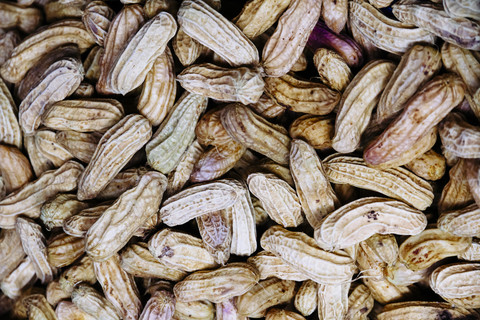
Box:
[167,140,204,196]
[247,250,308,281]
[148,228,218,272]
[1,20,94,84]
[317,282,350,320]
[178,0,259,67]
[55,301,97,320]
[405,149,446,181]
[0,78,21,149]
[197,210,232,265]
[1,258,36,299]
[78,114,152,200]
[438,203,480,237]
[262,0,322,77]
[261,225,356,284]
[40,194,88,231]
[399,228,472,271]
[236,278,296,318]
[294,280,317,317]
[313,48,351,92]
[234,0,291,39]
[108,12,177,95]
[289,115,334,150]
[94,254,141,320]
[332,60,396,154]
[120,242,187,280]
[324,154,434,211]
[0,229,25,281]
[146,92,208,174]
[47,233,85,268]
[178,63,264,105]
[82,1,115,46]
[46,281,70,307]
[59,255,96,294]
[265,74,340,116]
[221,103,291,165]
[439,112,480,159]
[0,161,83,228]
[467,159,480,207]
[173,28,205,67]
[23,294,57,320]
[377,44,442,125]
[438,159,474,213]
[139,289,176,320]
[174,263,259,303]
[86,171,167,261]
[290,139,339,228]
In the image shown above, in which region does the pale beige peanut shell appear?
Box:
[376,301,477,319]
[196,210,232,265]
[0,258,36,299]
[294,280,317,317]
[173,300,215,320]
[0,78,21,149]
[46,233,85,268]
[0,2,43,34]
[0,30,20,67]
[247,251,308,281]
[266,309,306,320]
[322,0,347,34]
[23,294,57,320]
[71,284,121,320]
[56,131,102,164]
[55,301,97,320]
[439,112,480,159]
[59,255,96,294]
[78,114,152,200]
[0,145,33,194]
[345,284,374,320]
[317,282,350,320]
[438,203,480,237]
[139,289,176,320]
[289,115,334,150]
[444,0,480,20]
[405,149,446,181]
[82,1,115,46]
[0,229,25,281]
[313,48,352,92]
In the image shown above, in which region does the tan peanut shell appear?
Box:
[55,300,97,320]
[78,114,152,200]
[23,294,57,320]
[59,255,96,294]
[172,28,205,67]
[46,233,85,268]
[197,210,232,265]
[315,197,427,251]
[178,0,259,67]
[0,78,22,149]
[247,172,303,227]
[0,145,33,194]
[399,228,472,271]
[148,228,218,272]
[405,149,446,181]
[438,159,474,213]
[0,229,26,281]
[262,0,322,76]
[0,2,43,33]
[467,159,480,207]
[167,140,204,196]
[261,225,356,284]
[332,60,395,153]
[1,258,36,299]
[317,282,350,320]
[294,280,317,317]
[289,115,334,150]
[0,29,20,67]
[173,300,215,320]
[247,251,308,281]
[345,284,374,320]
[71,284,121,320]
[377,44,442,125]
[438,203,480,237]
[313,48,352,92]
[56,131,101,164]
[82,1,115,47]
[178,63,264,105]
[439,112,480,159]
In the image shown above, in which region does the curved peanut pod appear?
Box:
[314,197,427,251]
[0,145,33,194]
[23,294,57,320]
[178,0,259,67]
[0,161,83,228]
[364,73,466,167]
[1,258,36,300]
[376,301,477,319]
[262,0,322,77]
[120,242,187,280]
[139,290,176,320]
[19,56,84,136]
[234,0,291,39]
[178,63,264,105]
[0,79,21,149]
[294,280,317,317]
[78,114,152,200]
[174,263,259,303]
[438,159,474,213]
[0,29,19,71]
[72,284,121,320]
[399,228,472,271]
[42,99,124,133]
[56,131,101,164]
[439,112,480,159]
[247,251,309,281]
[236,278,296,318]
[195,108,232,147]
[247,173,303,228]
[444,0,480,20]
[430,262,480,308]
[307,20,364,68]
[265,74,340,115]
[405,149,446,181]
[321,0,347,34]
[94,254,142,320]
[159,180,239,226]
[0,2,43,33]
[173,300,215,320]
[392,1,480,50]
[59,255,96,295]
[172,28,205,67]
[289,115,334,150]
[147,92,208,174]
[377,44,442,125]
[86,172,167,261]
[34,129,73,168]
[16,218,55,284]
[138,47,176,126]
[40,194,88,231]
[221,103,290,165]
[96,5,145,94]
[438,203,480,237]
[261,225,356,284]
[290,139,339,228]
[332,60,395,153]
[0,20,95,84]
[349,0,436,55]
[47,233,85,268]
[108,12,177,95]
[148,228,218,272]
[324,155,434,210]
[82,1,115,46]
